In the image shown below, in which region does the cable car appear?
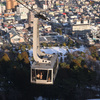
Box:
[30,18,59,84]
[31,55,59,84]
[16,0,59,85]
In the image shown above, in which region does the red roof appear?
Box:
[75,7,78,9]
[60,4,64,5]
[78,12,81,14]
[62,13,66,15]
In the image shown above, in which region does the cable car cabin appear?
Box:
[31,55,59,84]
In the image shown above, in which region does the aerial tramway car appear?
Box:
[31,54,59,84]
[16,0,59,84]
[30,18,59,84]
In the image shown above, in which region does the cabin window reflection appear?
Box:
[32,69,36,81]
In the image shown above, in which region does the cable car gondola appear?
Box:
[16,0,59,84]
[30,18,59,84]
[31,54,59,84]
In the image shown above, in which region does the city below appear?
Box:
[0,0,100,100]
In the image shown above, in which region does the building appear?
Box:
[8,28,25,44]
[0,3,6,13]
[72,20,91,34]
[16,5,29,14]
[6,0,18,12]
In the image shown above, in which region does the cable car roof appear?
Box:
[31,55,58,70]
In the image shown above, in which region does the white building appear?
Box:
[14,24,24,30]
[20,13,28,20]
[17,5,29,14]
[43,4,48,9]
[0,5,1,14]
[0,4,6,13]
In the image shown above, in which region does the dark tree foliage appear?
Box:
[89,46,98,58]
[0,51,97,100]
[1,53,10,62]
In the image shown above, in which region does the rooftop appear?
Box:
[31,54,58,69]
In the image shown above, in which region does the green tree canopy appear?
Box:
[60,62,67,68]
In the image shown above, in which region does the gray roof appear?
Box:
[31,55,58,69]
[39,35,64,43]
[39,36,54,42]
[8,28,18,35]
[39,37,46,42]
[46,37,54,41]
[57,36,65,42]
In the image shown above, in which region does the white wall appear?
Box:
[17,5,29,14]
[0,5,1,14]
[72,24,91,31]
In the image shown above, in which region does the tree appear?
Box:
[62,42,66,47]
[0,53,11,75]
[81,60,86,67]
[67,53,74,64]
[19,45,22,50]
[42,43,47,47]
[66,64,70,69]
[21,52,28,59]
[67,39,74,48]
[21,52,29,64]
[76,42,80,48]
[55,28,62,35]
[1,53,10,62]
[77,57,83,64]
[48,44,52,47]
[54,43,58,46]
[24,57,30,64]
[60,62,67,68]
[83,65,88,68]
[70,59,82,68]
[89,46,98,58]
[21,45,26,51]
[27,44,31,50]
[59,29,62,35]
[17,53,22,61]
[99,57,100,61]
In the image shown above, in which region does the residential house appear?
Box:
[8,28,25,44]
[0,39,3,46]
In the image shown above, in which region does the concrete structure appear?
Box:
[28,11,34,27]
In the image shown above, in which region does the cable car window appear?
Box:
[47,70,51,82]
[32,69,36,81]
[36,70,47,80]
